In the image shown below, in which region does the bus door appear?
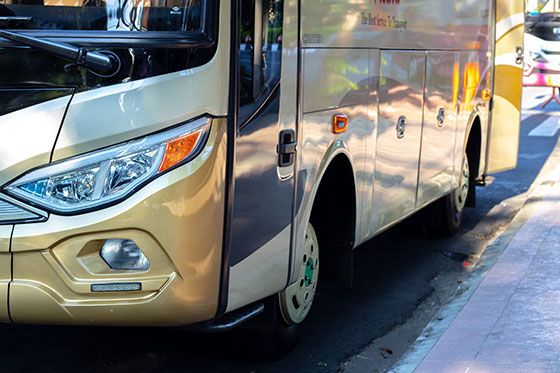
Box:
[486,0,525,174]
[227,0,295,310]
[0,226,10,320]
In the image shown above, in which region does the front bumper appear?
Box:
[1,119,227,326]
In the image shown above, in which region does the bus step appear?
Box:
[186,302,265,333]
[476,175,495,187]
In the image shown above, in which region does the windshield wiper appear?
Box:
[0,29,119,75]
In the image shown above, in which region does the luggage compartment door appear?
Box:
[371,51,425,232]
[418,51,460,208]
[486,0,525,174]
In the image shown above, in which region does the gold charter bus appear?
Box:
[0,0,523,358]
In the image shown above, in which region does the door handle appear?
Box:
[396,116,406,139]
[516,46,524,66]
[437,108,446,127]
[277,129,297,167]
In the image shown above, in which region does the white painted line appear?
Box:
[523,110,560,116]
[529,116,560,137]
[522,94,555,110]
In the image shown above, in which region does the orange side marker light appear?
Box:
[482,89,492,102]
[159,130,202,172]
[332,114,348,134]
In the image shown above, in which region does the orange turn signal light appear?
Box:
[159,130,202,172]
[332,114,348,134]
[482,89,492,101]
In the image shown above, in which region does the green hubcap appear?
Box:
[305,258,314,286]
[453,154,469,213]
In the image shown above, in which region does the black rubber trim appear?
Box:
[0,32,214,49]
[0,215,47,226]
[285,0,302,289]
[238,81,281,131]
[0,87,74,117]
[214,0,238,319]
[7,224,14,323]
[49,89,76,163]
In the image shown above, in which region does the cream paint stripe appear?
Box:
[496,12,524,41]
[496,23,524,44]
[494,52,521,68]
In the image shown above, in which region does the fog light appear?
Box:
[100,239,149,271]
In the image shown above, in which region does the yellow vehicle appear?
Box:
[0,0,523,358]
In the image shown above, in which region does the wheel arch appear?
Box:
[462,110,482,207]
[304,146,357,287]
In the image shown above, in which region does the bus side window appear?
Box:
[239,0,283,124]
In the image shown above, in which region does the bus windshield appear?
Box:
[0,0,202,32]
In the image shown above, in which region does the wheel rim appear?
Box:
[453,155,469,213]
[279,223,319,325]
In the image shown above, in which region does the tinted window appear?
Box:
[527,13,560,41]
[528,24,560,41]
[0,0,202,32]
[239,0,283,122]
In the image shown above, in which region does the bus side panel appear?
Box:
[301,0,490,51]
[370,51,425,233]
[360,49,380,243]
[486,0,524,175]
[294,48,371,281]
[417,51,460,208]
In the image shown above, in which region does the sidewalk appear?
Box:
[412,172,560,372]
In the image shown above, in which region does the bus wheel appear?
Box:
[236,223,319,360]
[279,222,319,325]
[442,153,470,235]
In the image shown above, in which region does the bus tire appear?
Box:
[441,152,470,235]
[234,315,303,361]
[236,222,319,360]
[278,222,319,325]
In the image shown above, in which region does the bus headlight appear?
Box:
[3,116,211,214]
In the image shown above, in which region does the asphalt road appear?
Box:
[1,87,558,373]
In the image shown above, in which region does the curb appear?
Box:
[388,134,560,372]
